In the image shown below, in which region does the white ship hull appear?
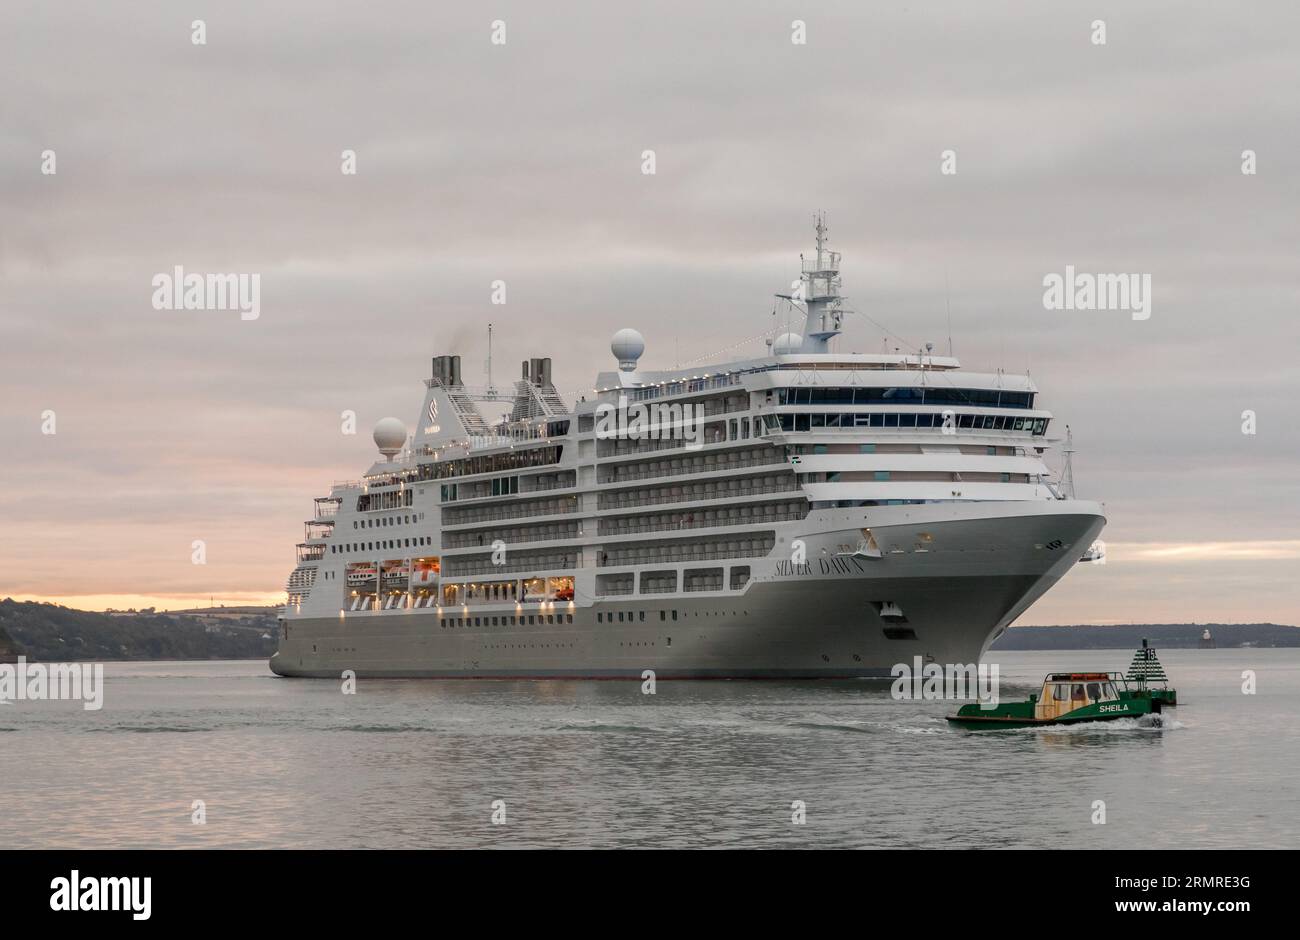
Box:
[271,500,1103,678]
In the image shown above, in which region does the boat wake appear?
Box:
[1019,714,1185,735]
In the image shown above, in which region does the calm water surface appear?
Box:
[2,649,1297,848]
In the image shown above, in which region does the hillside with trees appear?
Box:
[0,599,279,662]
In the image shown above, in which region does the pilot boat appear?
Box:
[947,640,1178,728]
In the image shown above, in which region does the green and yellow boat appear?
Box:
[947,640,1178,729]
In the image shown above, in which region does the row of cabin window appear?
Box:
[811,470,1018,482]
[415,445,564,481]
[437,610,684,627]
[356,489,414,511]
[598,610,679,623]
[353,514,419,528]
[441,475,520,502]
[775,387,1035,408]
[441,613,575,627]
[798,444,1010,455]
[333,537,432,553]
[776,412,1049,434]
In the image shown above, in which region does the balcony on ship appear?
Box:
[303,520,333,542]
[598,444,787,484]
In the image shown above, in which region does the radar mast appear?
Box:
[800,213,845,352]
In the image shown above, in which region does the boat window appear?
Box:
[1072,684,1086,701]
[1087,682,1102,700]
[1053,683,1070,701]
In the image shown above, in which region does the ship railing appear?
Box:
[443,526,581,549]
[444,478,575,503]
[599,548,768,567]
[599,508,805,538]
[597,435,730,458]
[443,558,579,578]
[602,453,787,483]
[442,501,578,527]
[801,251,841,274]
[521,479,576,493]
[600,481,799,510]
[617,373,744,404]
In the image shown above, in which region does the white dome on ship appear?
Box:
[373,417,407,459]
[611,328,645,371]
[773,332,803,355]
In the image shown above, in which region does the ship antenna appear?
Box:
[800,212,843,352]
[945,269,953,357]
[485,322,498,400]
[1061,424,1077,500]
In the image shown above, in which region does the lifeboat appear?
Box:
[410,560,440,588]
[346,565,377,586]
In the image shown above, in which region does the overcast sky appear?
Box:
[2,1,1297,624]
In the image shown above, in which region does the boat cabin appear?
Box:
[1033,672,1121,721]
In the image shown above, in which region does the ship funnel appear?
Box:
[431,355,462,387]
[522,357,553,387]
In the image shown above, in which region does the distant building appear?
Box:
[1199,628,1216,649]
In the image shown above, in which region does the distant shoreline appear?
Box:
[991,623,1299,650]
[2,598,1296,661]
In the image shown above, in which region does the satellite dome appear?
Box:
[373,417,407,459]
[611,328,645,371]
[773,332,804,355]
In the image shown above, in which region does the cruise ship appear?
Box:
[271,220,1105,678]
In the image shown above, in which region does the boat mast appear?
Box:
[485,322,498,400]
[801,213,845,352]
[1060,425,1077,499]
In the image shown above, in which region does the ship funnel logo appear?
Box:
[424,398,440,433]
